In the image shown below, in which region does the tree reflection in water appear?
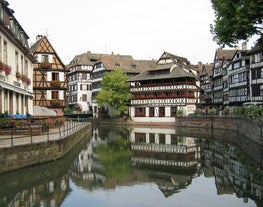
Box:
[0,125,262,207]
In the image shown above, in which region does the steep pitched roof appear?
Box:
[215,48,236,60]
[129,51,197,82]
[100,54,155,73]
[67,51,108,67]
[30,35,67,70]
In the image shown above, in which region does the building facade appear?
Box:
[129,52,199,122]
[211,49,236,110]
[30,35,68,116]
[228,49,250,105]
[0,1,34,115]
[66,52,106,113]
[248,44,263,104]
[91,53,155,118]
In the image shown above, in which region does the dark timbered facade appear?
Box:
[129,52,199,122]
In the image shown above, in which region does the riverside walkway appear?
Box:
[0,121,89,148]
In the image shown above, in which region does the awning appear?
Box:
[0,81,34,97]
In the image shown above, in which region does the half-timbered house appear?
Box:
[210,49,235,111]
[66,51,101,113]
[91,53,155,118]
[0,1,35,115]
[228,49,250,105]
[247,43,263,104]
[30,35,68,116]
[129,52,199,122]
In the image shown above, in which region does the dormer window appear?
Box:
[132,64,136,68]
[115,63,120,67]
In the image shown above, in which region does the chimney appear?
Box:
[36,35,43,42]
[242,42,247,50]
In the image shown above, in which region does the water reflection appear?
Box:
[0,125,262,207]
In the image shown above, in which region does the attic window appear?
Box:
[90,58,97,62]
[41,55,49,63]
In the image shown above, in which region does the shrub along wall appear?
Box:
[0,124,92,174]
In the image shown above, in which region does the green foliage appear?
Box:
[233,106,263,119]
[208,107,217,115]
[95,68,132,115]
[0,118,11,127]
[194,108,202,116]
[223,107,230,116]
[210,0,263,46]
[94,136,131,181]
[177,109,184,117]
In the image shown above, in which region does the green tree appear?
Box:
[210,0,263,46]
[95,68,132,115]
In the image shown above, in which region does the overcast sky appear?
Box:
[6,0,256,65]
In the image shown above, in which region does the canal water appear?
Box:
[0,124,262,207]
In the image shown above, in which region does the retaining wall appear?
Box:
[175,116,263,144]
[0,123,92,174]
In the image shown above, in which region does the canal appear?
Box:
[0,124,262,207]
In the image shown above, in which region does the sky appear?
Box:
[6,0,257,65]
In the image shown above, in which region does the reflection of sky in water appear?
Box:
[62,175,256,207]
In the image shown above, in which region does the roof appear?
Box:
[30,35,67,69]
[215,48,236,60]
[99,54,155,73]
[68,51,155,74]
[129,51,197,82]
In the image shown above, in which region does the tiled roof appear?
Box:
[69,51,155,73]
[215,48,236,60]
[129,51,197,82]
[100,54,155,73]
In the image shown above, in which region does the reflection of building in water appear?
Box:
[201,140,263,205]
[130,127,200,168]
[0,175,70,207]
[70,135,106,188]
[130,127,201,197]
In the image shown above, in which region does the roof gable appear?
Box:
[30,35,67,70]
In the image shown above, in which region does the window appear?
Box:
[149,107,154,117]
[135,133,146,143]
[41,55,49,62]
[52,72,59,81]
[82,73,87,80]
[21,55,24,74]
[3,40,7,64]
[15,51,18,72]
[135,107,145,117]
[171,107,177,117]
[52,91,59,99]
[159,107,165,117]
[82,94,87,102]
[80,84,88,90]
[159,134,165,144]
[149,133,155,143]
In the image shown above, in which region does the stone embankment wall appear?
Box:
[175,117,263,144]
[0,124,92,174]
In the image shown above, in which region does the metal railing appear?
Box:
[0,120,90,148]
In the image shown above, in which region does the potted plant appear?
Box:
[16,71,21,79]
